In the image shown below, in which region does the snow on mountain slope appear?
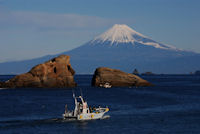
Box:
[92,24,177,50]
[93,24,145,43]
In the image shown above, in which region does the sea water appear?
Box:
[0,75,200,134]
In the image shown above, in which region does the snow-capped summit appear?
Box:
[92,24,177,50]
[93,24,145,44]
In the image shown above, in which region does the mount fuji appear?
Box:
[91,24,177,50]
[0,24,200,74]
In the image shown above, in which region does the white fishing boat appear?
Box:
[100,82,112,88]
[63,93,109,120]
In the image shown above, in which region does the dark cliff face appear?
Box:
[0,55,77,88]
[92,67,152,87]
[0,82,3,87]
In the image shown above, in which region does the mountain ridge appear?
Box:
[0,24,200,74]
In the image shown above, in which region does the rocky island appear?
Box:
[92,67,152,87]
[0,55,77,88]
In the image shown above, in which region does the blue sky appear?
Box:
[0,0,200,62]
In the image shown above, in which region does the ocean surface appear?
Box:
[0,74,200,134]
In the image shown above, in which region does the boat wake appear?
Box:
[0,118,69,129]
[101,115,110,119]
[0,88,7,90]
[0,115,111,129]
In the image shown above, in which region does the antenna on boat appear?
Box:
[72,89,75,98]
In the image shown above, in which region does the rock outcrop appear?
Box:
[0,55,77,88]
[133,69,139,75]
[92,67,152,87]
[195,70,200,75]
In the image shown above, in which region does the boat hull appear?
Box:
[63,110,109,121]
[77,112,106,120]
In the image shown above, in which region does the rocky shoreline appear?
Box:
[0,55,152,88]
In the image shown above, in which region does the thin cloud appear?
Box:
[0,11,114,31]
[0,10,133,62]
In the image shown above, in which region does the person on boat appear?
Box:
[92,107,96,113]
[89,106,92,113]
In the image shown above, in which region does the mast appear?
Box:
[73,93,78,116]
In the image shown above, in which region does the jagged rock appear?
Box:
[92,67,152,87]
[0,55,77,88]
[141,72,155,75]
[195,70,200,75]
[133,69,139,75]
